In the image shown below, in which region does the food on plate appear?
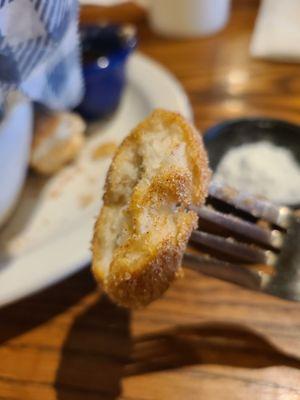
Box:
[92,109,210,308]
[30,111,86,175]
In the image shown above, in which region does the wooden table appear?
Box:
[2,1,300,399]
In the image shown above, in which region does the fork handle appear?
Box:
[266,216,300,301]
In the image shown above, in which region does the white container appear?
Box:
[0,92,33,227]
[148,0,231,38]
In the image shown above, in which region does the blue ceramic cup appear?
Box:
[77,24,137,120]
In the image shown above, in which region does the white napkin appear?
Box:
[250,0,300,62]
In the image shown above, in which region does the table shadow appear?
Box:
[0,267,94,345]
[55,296,131,400]
[55,298,300,400]
[127,323,300,376]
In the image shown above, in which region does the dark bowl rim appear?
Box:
[204,116,300,142]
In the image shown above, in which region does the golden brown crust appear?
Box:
[105,212,198,308]
[92,109,211,308]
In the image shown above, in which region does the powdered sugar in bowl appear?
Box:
[204,118,300,208]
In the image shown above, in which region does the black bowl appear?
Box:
[204,117,300,208]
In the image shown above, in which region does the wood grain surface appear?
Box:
[2,1,300,399]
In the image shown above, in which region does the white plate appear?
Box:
[0,52,192,308]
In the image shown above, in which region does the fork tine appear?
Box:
[192,205,283,250]
[190,230,277,265]
[208,181,292,229]
[183,252,265,290]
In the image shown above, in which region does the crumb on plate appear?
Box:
[91,142,117,160]
[78,194,94,208]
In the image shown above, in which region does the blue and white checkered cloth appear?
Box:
[0,0,83,110]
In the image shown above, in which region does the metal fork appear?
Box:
[185,181,300,302]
